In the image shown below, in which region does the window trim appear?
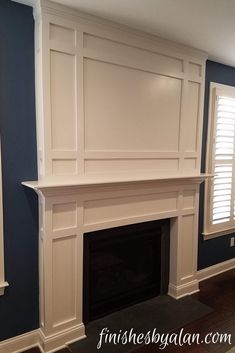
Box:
[0,140,8,295]
[204,82,235,238]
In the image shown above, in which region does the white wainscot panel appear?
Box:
[183,81,200,152]
[52,202,77,230]
[84,158,179,175]
[188,62,202,77]
[52,235,77,327]
[182,190,195,210]
[83,33,183,74]
[180,214,195,280]
[50,50,77,151]
[84,59,182,152]
[50,23,76,45]
[84,192,178,225]
[52,159,77,175]
[182,158,197,170]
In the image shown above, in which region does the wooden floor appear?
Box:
[23,269,235,353]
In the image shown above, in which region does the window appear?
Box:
[204,82,235,236]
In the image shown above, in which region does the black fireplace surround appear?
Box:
[83,219,170,323]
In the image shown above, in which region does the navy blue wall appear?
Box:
[0,0,39,340]
[198,60,235,270]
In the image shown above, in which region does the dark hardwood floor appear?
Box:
[134,269,235,353]
[23,269,235,353]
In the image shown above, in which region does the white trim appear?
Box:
[0,281,9,296]
[38,325,86,353]
[22,173,210,194]
[197,258,235,282]
[203,228,235,240]
[11,0,37,7]
[168,280,199,299]
[0,325,86,353]
[0,330,41,353]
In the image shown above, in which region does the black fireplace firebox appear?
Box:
[83,219,170,323]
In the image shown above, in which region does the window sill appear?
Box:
[203,228,235,240]
[0,281,9,296]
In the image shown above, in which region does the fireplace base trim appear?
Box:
[168,280,199,299]
[38,324,86,353]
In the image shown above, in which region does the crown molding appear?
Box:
[11,0,38,7]
[12,0,208,61]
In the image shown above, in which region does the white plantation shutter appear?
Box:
[205,83,235,235]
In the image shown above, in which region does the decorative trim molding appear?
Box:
[0,325,86,353]
[38,0,208,60]
[0,281,9,296]
[11,0,37,7]
[38,325,86,353]
[0,330,41,353]
[197,258,235,282]
[18,1,208,352]
[168,280,200,299]
[22,173,211,196]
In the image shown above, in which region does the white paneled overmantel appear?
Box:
[21,1,209,352]
[33,0,207,179]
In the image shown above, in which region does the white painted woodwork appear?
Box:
[34,0,207,179]
[21,0,208,352]
[84,59,182,151]
[0,141,8,296]
[23,175,207,352]
[12,0,235,69]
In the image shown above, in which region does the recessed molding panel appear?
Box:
[182,158,197,171]
[50,50,77,151]
[83,192,178,225]
[180,214,195,280]
[84,158,179,175]
[182,81,200,153]
[52,235,77,327]
[182,190,195,210]
[189,62,202,77]
[52,202,77,230]
[50,24,76,46]
[84,59,182,152]
[83,33,184,75]
[52,159,77,175]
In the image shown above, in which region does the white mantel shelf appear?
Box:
[22,173,211,193]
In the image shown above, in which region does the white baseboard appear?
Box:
[0,323,85,353]
[38,324,86,353]
[168,279,199,299]
[197,258,235,282]
[0,329,41,353]
[2,259,234,353]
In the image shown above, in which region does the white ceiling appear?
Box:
[50,0,235,67]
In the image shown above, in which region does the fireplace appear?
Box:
[21,1,208,351]
[83,219,170,322]
[23,175,206,353]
